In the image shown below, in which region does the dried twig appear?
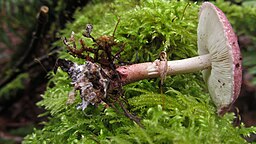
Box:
[0,6,49,88]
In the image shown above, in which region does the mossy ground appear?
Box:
[23,0,256,143]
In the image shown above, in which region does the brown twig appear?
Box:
[15,6,49,69]
[0,6,49,89]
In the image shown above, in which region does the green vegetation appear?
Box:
[23,0,256,143]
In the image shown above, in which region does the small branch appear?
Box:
[15,6,49,69]
[0,6,49,88]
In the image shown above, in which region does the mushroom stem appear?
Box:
[117,54,211,85]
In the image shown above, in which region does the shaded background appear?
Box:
[0,0,255,143]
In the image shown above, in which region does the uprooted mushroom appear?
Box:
[58,2,242,116]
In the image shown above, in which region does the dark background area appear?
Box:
[0,0,255,143]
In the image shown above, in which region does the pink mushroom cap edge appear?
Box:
[200,2,242,115]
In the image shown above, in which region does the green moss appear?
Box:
[23,0,256,143]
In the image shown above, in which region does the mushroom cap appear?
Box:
[197,2,242,115]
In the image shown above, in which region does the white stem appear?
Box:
[169,54,211,74]
[157,54,211,76]
[117,54,211,84]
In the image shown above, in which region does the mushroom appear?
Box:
[116,2,242,115]
[60,2,242,115]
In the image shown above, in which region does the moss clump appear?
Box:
[23,0,256,143]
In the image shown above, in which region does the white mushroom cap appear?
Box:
[198,2,242,115]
